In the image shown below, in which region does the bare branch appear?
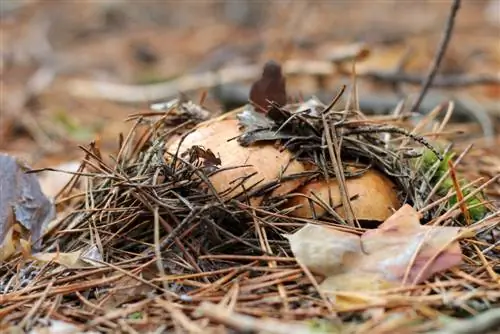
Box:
[411,0,461,113]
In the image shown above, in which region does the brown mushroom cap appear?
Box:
[166,119,307,205]
[287,168,401,221]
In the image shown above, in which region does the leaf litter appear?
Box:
[0,76,499,333]
[0,154,55,261]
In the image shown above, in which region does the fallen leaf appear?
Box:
[321,42,371,64]
[182,145,221,167]
[0,154,55,257]
[286,223,361,277]
[97,276,153,309]
[31,245,103,269]
[354,45,409,74]
[326,291,388,312]
[249,60,287,112]
[237,104,276,132]
[0,224,19,261]
[287,205,463,297]
[361,205,463,284]
[31,250,88,268]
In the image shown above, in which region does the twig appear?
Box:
[321,96,357,227]
[153,206,168,292]
[411,0,461,113]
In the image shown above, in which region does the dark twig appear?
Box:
[411,0,461,113]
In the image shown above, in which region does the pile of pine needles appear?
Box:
[1,92,498,333]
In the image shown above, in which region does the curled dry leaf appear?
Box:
[287,205,463,296]
[288,168,401,221]
[249,60,287,113]
[0,224,31,261]
[0,225,17,261]
[166,119,306,205]
[0,154,55,259]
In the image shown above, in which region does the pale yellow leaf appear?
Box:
[285,223,361,277]
[31,250,89,268]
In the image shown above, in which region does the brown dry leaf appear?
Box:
[249,60,287,112]
[97,276,153,309]
[288,168,401,221]
[166,119,306,205]
[360,204,463,285]
[354,45,410,74]
[0,224,20,261]
[288,204,463,296]
[0,154,55,257]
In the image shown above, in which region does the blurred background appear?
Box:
[1,0,499,170]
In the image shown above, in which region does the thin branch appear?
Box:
[411,0,461,113]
